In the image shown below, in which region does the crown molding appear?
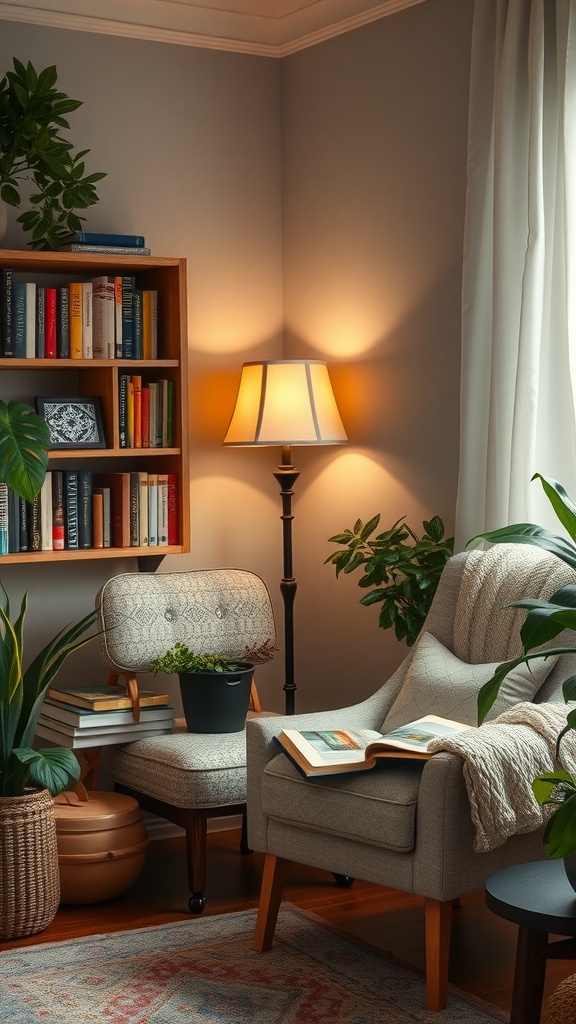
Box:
[0,0,427,57]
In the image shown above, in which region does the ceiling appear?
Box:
[0,0,425,56]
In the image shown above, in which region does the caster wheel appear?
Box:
[188,893,206,913]
[332,873,354,888]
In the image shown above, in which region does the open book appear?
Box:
[275,714,471,777]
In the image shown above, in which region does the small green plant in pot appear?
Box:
[150,643,254,734]
[472,473,576,867]
[325,514,454,647]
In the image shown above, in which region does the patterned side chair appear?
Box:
[95,568,276,913]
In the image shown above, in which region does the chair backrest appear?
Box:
[96,568,277,673]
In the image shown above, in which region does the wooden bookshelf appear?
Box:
[0,248,190,564]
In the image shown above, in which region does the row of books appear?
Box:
[0,271,158,360]
[0,469,179,554]
[36,683,174,748]
[120,374,174,448]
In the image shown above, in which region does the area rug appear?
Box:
[0,905,507,1023]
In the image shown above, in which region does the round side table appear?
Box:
[485,860,576,1024]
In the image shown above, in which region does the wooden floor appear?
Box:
[2,827,575,1018]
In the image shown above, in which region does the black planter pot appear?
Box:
[178,662,254,733]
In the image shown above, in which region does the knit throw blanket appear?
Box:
[428,701,576,852]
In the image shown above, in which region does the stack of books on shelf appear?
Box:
[0,470,179,554]
[0,264,157,360]
[35,684,175,748]
[120,374,174,448]
[58,231,152,256]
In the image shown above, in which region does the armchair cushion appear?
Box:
[262,754,424,852]
[382,631,555,733]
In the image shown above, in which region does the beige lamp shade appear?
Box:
[223,360,347,446]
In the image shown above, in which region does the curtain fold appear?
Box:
[455,0,576,551]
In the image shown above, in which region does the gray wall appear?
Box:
[0,0,473,717]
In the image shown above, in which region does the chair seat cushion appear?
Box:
[261,753,425,852]
[108,721,249,809]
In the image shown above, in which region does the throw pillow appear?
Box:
[382,631,556,732]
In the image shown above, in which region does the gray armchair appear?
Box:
[246,543,576,1010]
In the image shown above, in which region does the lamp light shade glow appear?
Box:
[223,360,347,447]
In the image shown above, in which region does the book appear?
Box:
[47,684,171,712]
[142,289,158,359]
[92,489,104,548]
[132,288,143,359]
[157,472,169,546]
[147,381,158,447]
[121,276,135,358]
[167,473,179,545]
[92,486,111,547]
[148,472,158,546]
[41,696,173,729]
[38,712,173,739]
[40,471,53,551]
[8,487,19,553]
[28,492,41,551]
[77,469,93,548]
[44,287,57,358]
[58,244,152,256]
[91,275,115,359]
[64,470,79,549]
[24,282,36,358]
[40,700,172,733]
[129,471,139,546]
[35,721,172,748]
[118,372,129,447]
[68,282,83,358]
[114,276,123,358]
[0,482,10,555]
[57,285,69,358]
[35,285,45,358]
[58,232,146,247]
[132,374,142,447]
[275,716,471,778]
[51,469,65,550]
[82,281,93,358]
[141,384,150,448]
[94,472,130,547]
[12,281,26,357]
[1,267,13,357]
[138,471,149,547]
[18,494,28,551]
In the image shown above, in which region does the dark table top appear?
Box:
[486,859,576,934]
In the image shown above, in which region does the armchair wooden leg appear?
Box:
[185,810,208,914]
[424,897,452,1011]
[254,854,289,952]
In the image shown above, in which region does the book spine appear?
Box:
[132,288,143,360]
[77,470,93,548]
[129,471,139,546]
[167,473,179,545]
[121,276,134,358]
[64,471,78,549]
[36,286,45,358]
[141,384,150,449]
[18,494,28,551]
[138,471,148,547]
[148,473,158,546]
[57,286,69,358]
[51,469,65,550]
[40,471,53,551]
[92,490,104,548]
[91,276,115,359]
[8,487,19,553]
[155,379,163,447]
[25,283,36,358]
[147,382,158,447]
[60,244,151,255]
[1,267,13,357]
[82,282,93,359]
[0,483,8,555]
[62,232,146,247]
[132,374,142,448]
[118,373,129,448]
[12,282,26,358]
[69,282,83,359]
[45,288,57,358]
[157,473,169,547]
[127,378,134,447]
[114,276,123,358]
[28,492,41,551]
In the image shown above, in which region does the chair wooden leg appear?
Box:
[254,854,289,952]
[424,897,452,1011]
[185,809,208,913]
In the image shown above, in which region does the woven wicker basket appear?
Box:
[0,788,60,939]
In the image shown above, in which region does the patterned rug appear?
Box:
[0,905,507,1023]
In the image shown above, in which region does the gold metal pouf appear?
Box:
[0,788,60,939]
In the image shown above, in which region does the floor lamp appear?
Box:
[223,360,347,715]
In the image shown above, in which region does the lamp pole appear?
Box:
[273,444,299,715]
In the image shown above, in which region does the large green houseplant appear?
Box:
[473,473,576,860]
[0,58,106,250]
[325,514,454,647]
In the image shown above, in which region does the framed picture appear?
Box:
[35,396,107,450]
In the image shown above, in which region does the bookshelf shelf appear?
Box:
[0,248,190,563]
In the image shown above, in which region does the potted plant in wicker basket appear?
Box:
[0,589,97,939]
[150,643,254,733]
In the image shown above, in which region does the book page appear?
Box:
[281,729,385,768]
[372,714,470,754]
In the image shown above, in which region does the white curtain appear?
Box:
[455,0,576,551]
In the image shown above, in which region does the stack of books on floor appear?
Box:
[58,231,151,256]
[35,684,175,748]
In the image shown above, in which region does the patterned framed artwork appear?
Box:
[35,396,107,449]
